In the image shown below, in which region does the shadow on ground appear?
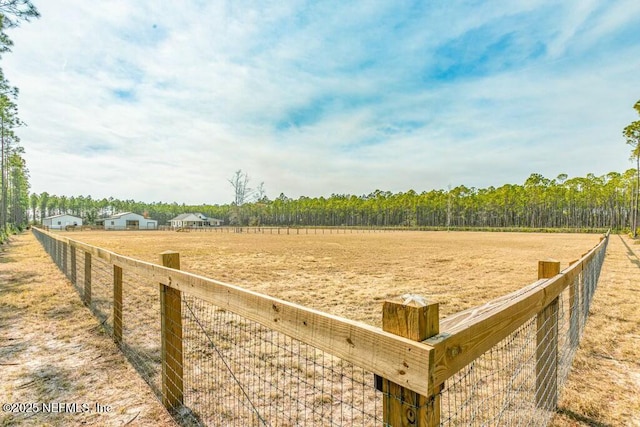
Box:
[556,408,614,427]
[617,235,640,269]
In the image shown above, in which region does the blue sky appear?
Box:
[4,0,640,204]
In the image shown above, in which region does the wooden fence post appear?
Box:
[84,252,92,306]
[381,295,440,426]
[536,260,560,410]
[160,251,184,410]
[568,259,580,346]
[113,265,123,344]
[52,238,57,266]
[62,241,68,277]
[70,246,76,286]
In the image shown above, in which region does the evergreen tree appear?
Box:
[623,100,640,238]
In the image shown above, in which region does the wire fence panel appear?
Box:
[120,267,163,399]
[440,317,543,426]
[89,254,114,331]
[178,295,383,426]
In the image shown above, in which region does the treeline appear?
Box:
[0,2,39,242]
[33,169,638,232]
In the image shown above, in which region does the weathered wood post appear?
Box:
[84,252,92,305]
[70,245,77,286]
[113,265,123,344]
[568,259,581,346]
[52,238,57,266]
[62,241,68,277]
[381,294,440,426]
[536,260,560,410]
[160,251,184,410]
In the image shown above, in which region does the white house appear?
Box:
[101,212,158,230]
[169,213,223,228]
[43,214,83,230]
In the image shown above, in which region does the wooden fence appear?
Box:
[32,227,609,426]
[158,225,398,234]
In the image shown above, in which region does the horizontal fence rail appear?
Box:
[32,227,609,426]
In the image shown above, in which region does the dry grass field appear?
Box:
[62,230,600,326]
[3,229,637,426]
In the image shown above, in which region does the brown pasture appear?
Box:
[61,230,600,327]
[3,229,638,426]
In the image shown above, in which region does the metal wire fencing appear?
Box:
[119,265,163,398]
[177,295,383,426]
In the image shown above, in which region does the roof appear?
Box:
[44,214,82,220]
[108,212,134,219]
[107,212,156,221]
[171,213,195,221]
[170,213,210,221]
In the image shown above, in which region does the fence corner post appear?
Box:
[536,260,560,410]
[381,294,440,426]
[537,259,561,281]
[159,251,184,410]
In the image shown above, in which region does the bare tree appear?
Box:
[255,181,267,202]
[228,169,253,206]
[228,170,253,225]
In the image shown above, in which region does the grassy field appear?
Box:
[62,230,601,327]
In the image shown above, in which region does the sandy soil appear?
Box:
[0,233,175,427]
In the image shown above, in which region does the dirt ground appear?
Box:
[0,233,175,427]
[1,229,637,426]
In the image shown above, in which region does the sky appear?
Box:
[3,0,640,205]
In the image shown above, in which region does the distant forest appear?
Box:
[31,169,639,232]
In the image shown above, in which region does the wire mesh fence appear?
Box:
[177,295,383,426]
[89,254,114,330]
[120,265,163,398]
[32,228,609,427]
[440,317,540,425]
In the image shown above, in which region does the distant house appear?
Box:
[43,214,83,230]
[169,213,223,228]
[100,212,158,230]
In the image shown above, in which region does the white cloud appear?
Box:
[2,0,639,204]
